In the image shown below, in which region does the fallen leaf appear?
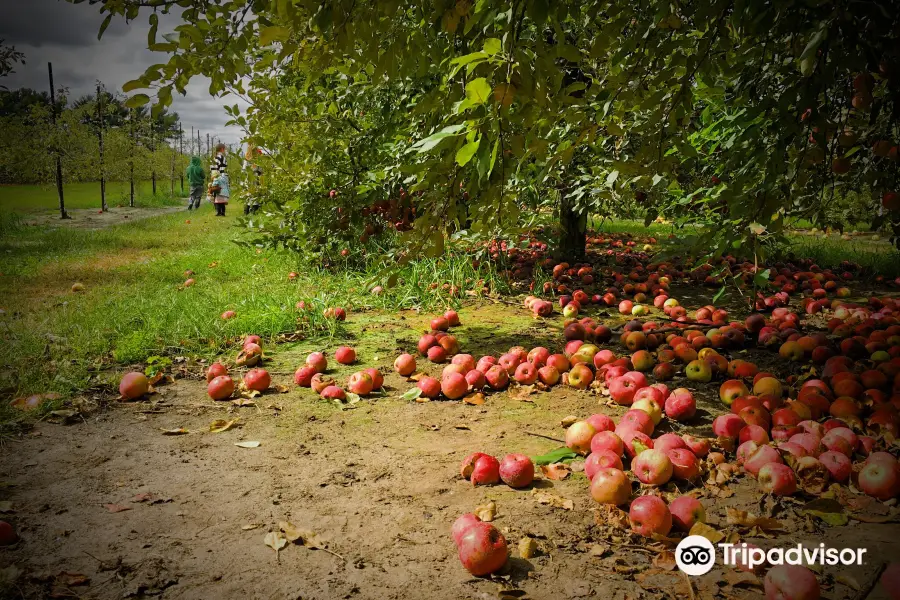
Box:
[264,531,287,561]
[209,419,240,433]
[689,521,725,543]
[540,463,571,481]
[560,415,579,428]
[235,441,261,448]
[231,398,256,407]
[103,503,131,513]
[508,385,536,401]
[653,550,677,571]
[400,387,423,402]
[408,372,426,382]
[589,543,610,557]
[160,427,189,435]
[474,501,497,522]
[274,384,290,393]
[54,572,90,586]
[346,392,361,405]
[0,501,12,513]
[723,570,761,589]
[463,392,485,405]
[834,572,862,590]
[130,493,156,503]
[533,489,574,511]
[519,537,539,559]
[801,498,848,526]
[533,447,577,465]
[726,508,783,531]
[594,504,629,529]
[279,521,305,543]
[241,523,261,531]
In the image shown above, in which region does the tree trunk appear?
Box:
[558,192,586,261]
[97,83,106,212]
[48,63,69,219]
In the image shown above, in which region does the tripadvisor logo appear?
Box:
[675,537,867,576]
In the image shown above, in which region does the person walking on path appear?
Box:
[185,156,206,210]
[212,169,230,216]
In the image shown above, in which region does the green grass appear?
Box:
[0,181,186,212]
[0,208,508,435]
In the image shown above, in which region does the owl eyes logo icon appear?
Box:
[675,536,716,576]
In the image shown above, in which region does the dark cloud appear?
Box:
[0,0,244,143]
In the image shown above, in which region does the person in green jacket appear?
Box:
[185,156,206,210]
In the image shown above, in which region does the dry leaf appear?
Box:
[209,419,240,433]
[264,531,288,561]
[160,427,189,435]
[274,384,289,393]
[474,501,497,522]
[463,392,485,405]
[54,572,90,587]
[279,521,304,543]
[235,441,261,448]
[0,501,12,513]
[726,508,783,531]
[130,492,156,503]
[560,415,579,428]
[103,503,131,513]
[408,372,426,382]
[532,489,574,510]
[594,505,629,529]
[241,523,261,531]
[653,550,677,571]
[508,385,536,401]
[689,521,725,543]
[232,398,256,407]
[723,570,762,589]
[589,543,610,557]
[834,572,862,590]
[540,463,571,481]
[519,537,539,559]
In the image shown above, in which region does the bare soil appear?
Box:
[18,205,187,231]
[2,304,899,600]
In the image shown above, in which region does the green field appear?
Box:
[0,181,186,212]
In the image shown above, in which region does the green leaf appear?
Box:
[483,38,502,55]
[753,269,771,288]
[399,387,422,401]
[456,138,480,166]
[712,285,727,304]
[605,170,619,187]
[98,14,113,40]
[125,94,150,108]
[465,78,491,105]
[801,498,847,527]
[122,79,145,93]
[260,26,291,46]
[532,447,578,465]
[411,124,467,153]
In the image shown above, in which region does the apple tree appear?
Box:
[78,0,900,263]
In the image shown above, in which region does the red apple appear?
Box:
[394,353,417,376]
[417,376,441,398]
[664,388,696,421]
[442,372,468,400]
[667,448,701,480]
[590,430,624,455]
[584,449,624,478]
[628,495,672,537]
[763,565,820,600]
[566,421,596,455]
[682,434,710,457]
[451,513,481,545]
[457,522,508,575]
[858,460,900,500]
[498,453,535,488]
[567,363,594,389]
[335,346,356,365]
[758,462,797,495]
[818,451,851,483]
[485,365,510,390]
[589,467,632,505]
[586,413,615,433]
[669,496,705,531]
[632,449,673,485]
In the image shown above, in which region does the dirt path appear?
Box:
[18,205,188,230]
[2,305,898,599]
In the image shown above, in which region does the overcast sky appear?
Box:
[0,0,246,145]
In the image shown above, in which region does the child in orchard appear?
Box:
[212,169,230,216]
[185,156,205,210]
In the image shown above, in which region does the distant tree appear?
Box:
[0,40,24,87]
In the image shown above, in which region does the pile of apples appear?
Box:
[292,346,374,401]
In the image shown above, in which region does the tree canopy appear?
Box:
[77,0,900,262]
